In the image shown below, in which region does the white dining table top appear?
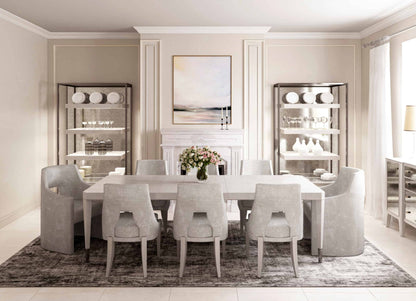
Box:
[83,175,324,201]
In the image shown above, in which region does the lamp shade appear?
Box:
[404,105,416,131]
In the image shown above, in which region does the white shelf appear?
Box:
[280,128,340,135]
[281,151,340,161]
[65,103,127,109]
[65,151,127,161]
[404,205,416,227]
[66,127,126,135]
[280,103,340,109]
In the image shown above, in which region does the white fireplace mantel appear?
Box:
[160,128,244,175]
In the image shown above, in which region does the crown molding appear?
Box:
[0,8,49,38]
[360,2,416,38]
[47,32,138,39]
[265,32,361,39]
[134,26,271,34]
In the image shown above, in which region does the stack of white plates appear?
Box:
[317,92,334,104]
[301,92,316,104]
[90,92,105,104]
[72,92,88,104]
[107,92,124,104]
[321,173,337,181]
[283,92,299,104]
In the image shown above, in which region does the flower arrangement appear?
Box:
[179,146,222,181]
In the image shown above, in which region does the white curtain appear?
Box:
[365,43,392,219]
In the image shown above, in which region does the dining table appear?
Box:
[83,174,325,262]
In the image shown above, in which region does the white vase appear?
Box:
[292,138,301,152]
[312,140,324,156]
[306,138,314,153]
[298,139,308,154]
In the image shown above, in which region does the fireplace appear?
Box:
[160,128,244,175]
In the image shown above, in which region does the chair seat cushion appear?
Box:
[238,200,253,210]
[265,212,290,238]
[151,199,170,211]
[74,199,102,224]
[114,212,140,238]
[187,212,213,238]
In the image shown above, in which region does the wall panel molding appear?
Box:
[244,40,265,159]
[140,40,161,159]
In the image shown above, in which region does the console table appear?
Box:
[386,157,416,236]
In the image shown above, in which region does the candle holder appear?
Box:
[225,116,229,130]
[220,117,224,130]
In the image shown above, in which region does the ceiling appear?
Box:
[0,0,415,33]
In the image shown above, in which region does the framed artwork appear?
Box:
[172,55,232,124]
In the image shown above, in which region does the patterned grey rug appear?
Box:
[0,222,415,287]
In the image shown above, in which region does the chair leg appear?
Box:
[106,237,114,277]
[290,237,299,278]
[156,229,161,258]
[161,209,168,233]
[240,209,247,234]
[386,214,392,228]
[257,237,264,278]
[214,237,221,278]
[245,233,250,257]
[141,237,147,278]
[221,240,226,258]
[179,237,187,278]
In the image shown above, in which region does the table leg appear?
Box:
[311,196,325,263]
[83,198,92,263]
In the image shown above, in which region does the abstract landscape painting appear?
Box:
[173,55,231,124]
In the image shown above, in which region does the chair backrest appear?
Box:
[241,160,273,175]
[248,184,303,239]
[135,160,168,175]
[102,184,158,239]
[41,165,85,199]
[323,167,365,198]
[173,183,227,239]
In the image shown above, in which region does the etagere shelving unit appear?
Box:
[274,83,348,185]
[57,83,132,182]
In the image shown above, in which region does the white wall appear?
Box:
[0,17,47,227]
[139,33,361,167]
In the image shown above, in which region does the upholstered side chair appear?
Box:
[135,160,170,233]
[246,183,303,277]
[173,183,228,278]
[41,165,102,254]
[304,167,365,256]
[238,160,273,234]
[102,183,161,277]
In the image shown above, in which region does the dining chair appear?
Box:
[41,165,102,254]
[135,160,170,233]
[238,160,273,234]
[102,183,161,277]
[246,183,303,277]
[173,183,228,278]
[304,167,365,256]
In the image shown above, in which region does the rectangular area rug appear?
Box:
[0,222,415,287]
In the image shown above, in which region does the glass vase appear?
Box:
[196,166,208,182]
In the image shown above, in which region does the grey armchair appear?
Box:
[246,184,303,277]
[173,183,228,278]
[135,160,170,233]
[102,184,161,277]
[41,165,102,254]
[304,167,365,256]
[238,160,273,234]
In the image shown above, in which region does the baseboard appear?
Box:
[0,202,39,229]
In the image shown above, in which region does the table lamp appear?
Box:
[404,105,416,156]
